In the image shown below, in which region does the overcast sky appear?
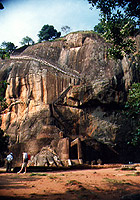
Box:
[0,0,100,47]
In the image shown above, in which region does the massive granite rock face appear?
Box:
[0,32,140,164]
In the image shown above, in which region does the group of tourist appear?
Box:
[6,152,30,173]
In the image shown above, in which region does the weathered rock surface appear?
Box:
[0,32,140,165]
[31,146,62,167]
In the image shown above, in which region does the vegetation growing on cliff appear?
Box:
[0,48,9,60]
[0,41,17,59]
[125,83,140,146]
[0,80,8,111]
[88,0,140,59]
[101,14,136,60]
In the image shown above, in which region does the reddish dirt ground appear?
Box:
[0,165,140,200]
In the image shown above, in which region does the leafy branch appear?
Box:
[124,83,140,146]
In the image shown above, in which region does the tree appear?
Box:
[94,22,104,34]
[0,41,16,60]
[88,0,140,21]
[1,41,17,53]
[102,12,137,59]
[88,0,140,59]
[61,26,71,34]
[0,2,4,9]
[20,36,34,46]
[38,24,61,42]
[0,49,9,60]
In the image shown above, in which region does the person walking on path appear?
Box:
[17,152,28,174]
[6,153,13,172]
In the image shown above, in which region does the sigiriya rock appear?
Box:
[0,32,140,166]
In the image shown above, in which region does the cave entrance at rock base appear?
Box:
[69,138,83,164]
[70,143,78,159]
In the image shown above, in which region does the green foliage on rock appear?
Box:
[0,48,10,60]
[102,13,137,60]
[88,0,140,21]
[0,41,16,59]
[89,0,139,60]
[1,41,17,53]
[94,21,105,34]
[38,24,61,42]
[125,83,140,146]
[125,83,140,117]
[0,81,8,111]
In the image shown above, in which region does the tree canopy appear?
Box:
[88,0,140,21]
[103,12,137,59]
[0,41,17,59]
[94,21,104,34]
[20,36,34,46]
[1,41,17,53]
[88,0,140,60]
[0,49,9,60]
[61,26,71,34]
[38,24,61,42]
[0,2,4,9]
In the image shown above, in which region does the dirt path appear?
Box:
[0,165,140,200]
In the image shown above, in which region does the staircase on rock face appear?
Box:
[10,55,80,79]
[50,78,81,136]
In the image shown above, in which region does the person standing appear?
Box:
[17,152,28,174]
[6,153,13,172]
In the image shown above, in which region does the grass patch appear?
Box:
[30,173,48,176]
[120,166,136,171]
[30,173,58,179]
[126,171,140,176]
[54,37,66,41]
[66,180,82,186]
[11,176,21,179]
[69,30,95,35]
[57,173,65,176]
[47,175,57,179]
[103,178,133,186]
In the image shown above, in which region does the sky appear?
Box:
[0,0,100,47]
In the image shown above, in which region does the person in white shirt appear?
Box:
[6,153,13,172]
[17,152,28,174]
